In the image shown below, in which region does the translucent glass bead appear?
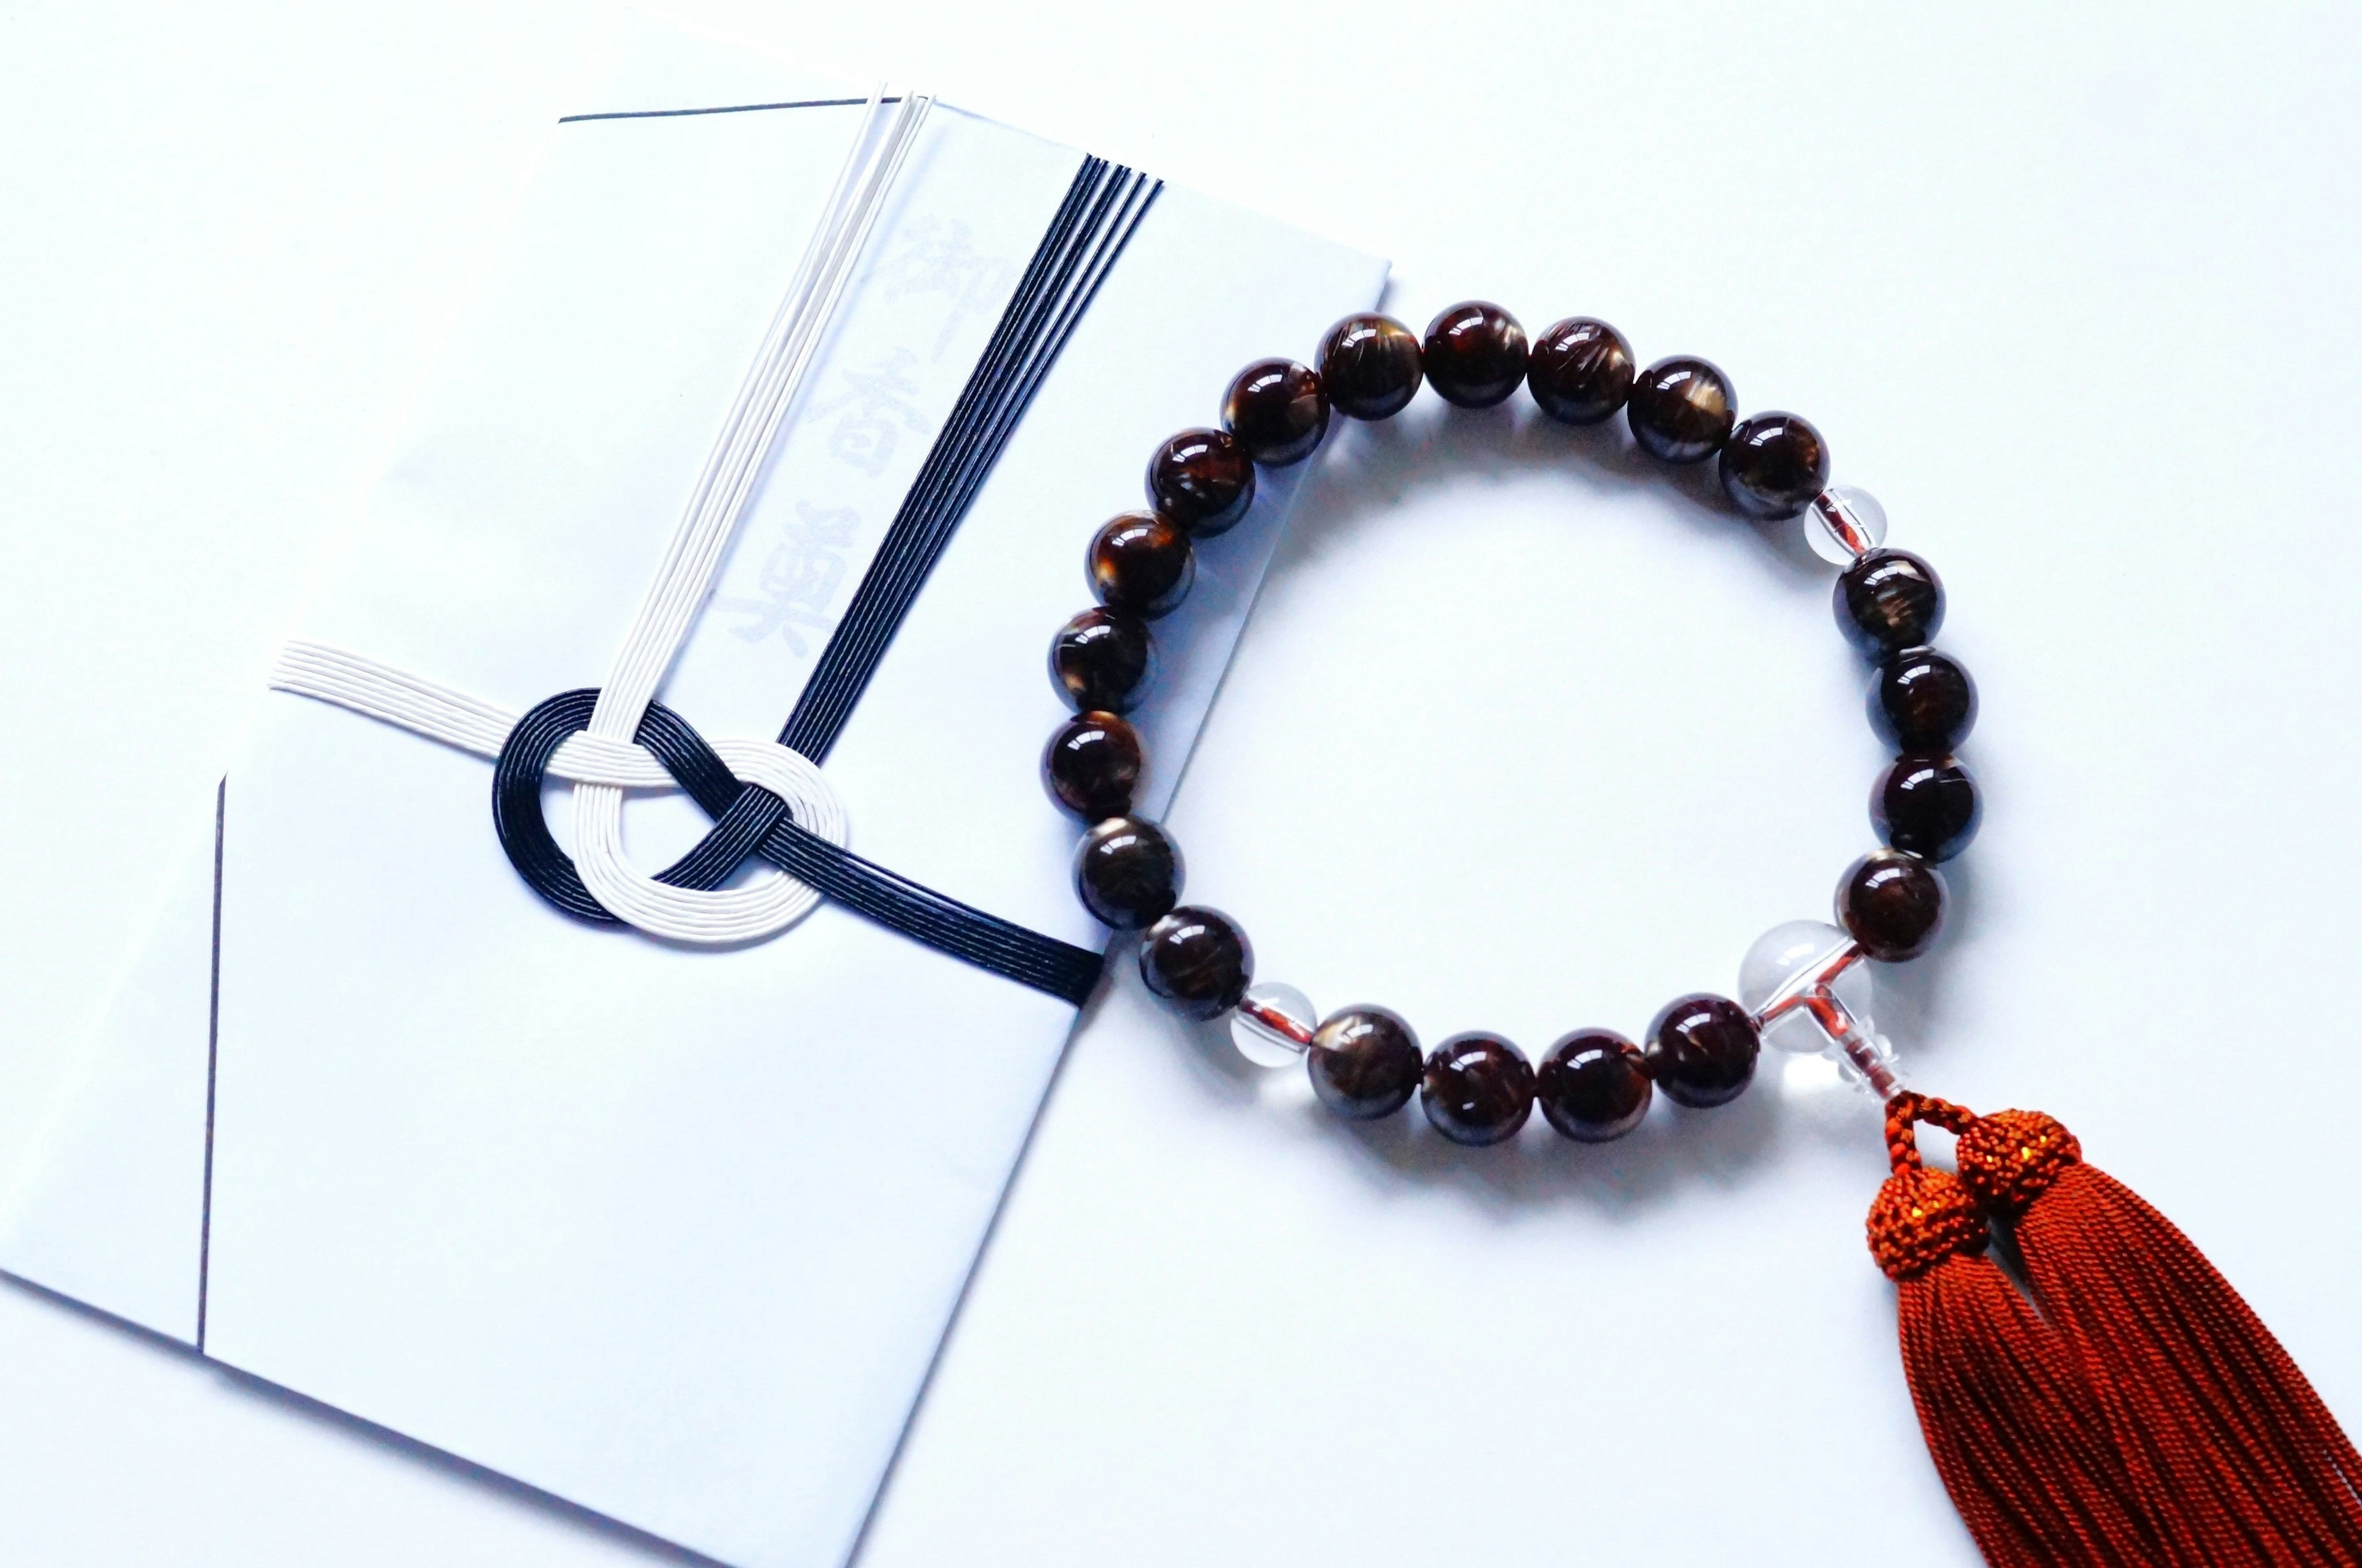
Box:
[1738,918,1903,1096]
[1738,920,1877,1054]
[1230,982,1316,1068]
[1805,485,1888,565]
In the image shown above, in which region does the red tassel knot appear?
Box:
[1883,1090,1978,1171]
[1867,1165,1985,1281]
[1955,1110,2082,1217]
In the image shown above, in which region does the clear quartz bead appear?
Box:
[1230,982,1316,1069]
[1804,485,1888,565]
[1739,920,1880,1051]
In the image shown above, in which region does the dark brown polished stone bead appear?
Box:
[1223,359,1329,466]
[1536,1028,1653,1142]
[1834,549,1944,659]
[1075,816,1183,929]
[1049,607,1154,714]
[1308,1005,1423,1120]
[1420,1032,1536,1145]
[1041,710,1143,821]
[1627,355,1736,464]
[1873,752,1982,863]
[1719,411,1831,520]
[1527,317,1635,426]
[1837,849,1948,961]
[1316,312,1424,420]
[1145,427,1256,538]
[1422,301,1528,409]
[1086,511,1195,619]
[1643,994,1759,1109]
[1871,647,1978,752]
[1140,905,1252,1019]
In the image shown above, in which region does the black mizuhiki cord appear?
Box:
[783,159,1161,760]
[493,158,1160,1005]
[493,690,1102,998]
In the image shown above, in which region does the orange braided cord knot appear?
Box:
[1867,1166,1986,1281]
[1883,1091,1981,1172]
[1955,1110,2083,1217]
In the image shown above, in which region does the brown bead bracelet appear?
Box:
[1041,301,1981,1144]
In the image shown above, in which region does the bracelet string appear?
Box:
[1030,300,2362,1568]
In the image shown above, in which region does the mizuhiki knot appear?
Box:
[1953,1108,2082,1217]
[1866,1165,1986,1282]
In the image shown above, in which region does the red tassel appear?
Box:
[1957,1110,2362,1567]
[1867,1097,2161,1567]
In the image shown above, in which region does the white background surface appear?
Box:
[3,2,2359,1565]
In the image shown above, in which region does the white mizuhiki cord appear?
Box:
[270,637,847,836]
[270,643,847,943]
[268,87,925,943]
[574,86,927,942]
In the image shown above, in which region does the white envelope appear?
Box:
[0,14,1386,1566]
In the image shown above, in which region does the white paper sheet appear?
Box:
[0,14,1385,1567]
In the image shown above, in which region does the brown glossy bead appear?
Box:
[1041,710,1142,821]
[1528,317,1634,425]
[1536,1029,1653,1142]
[1421,1032,1535,1145]
[1871,647,1978,752]
[1873,753,1982,863]
[1627,355,1735,464]
[1140,905,1252,1019]
[1835,549,1944,659]
[1837,849,1948,961]
[1145,427,1256,538]
[1049,607,1153,714]
[1317,313,1423,420]
[1223,359,1329,466]
[1719,412,1831,520]
[1075,816,1183,929]
[1422,301,1528,409]
[1643,994,1759,1109]
[1308,1005,1423,1120]
[1086,511,1194,619]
